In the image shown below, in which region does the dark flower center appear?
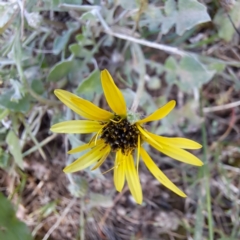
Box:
[100,115,139,154]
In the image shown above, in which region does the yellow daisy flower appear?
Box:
[50,69,203,204]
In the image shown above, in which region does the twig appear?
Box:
[226,12,240,37]
[32,216,56,237]
[203,100,240,113]
[218,108,236,142]
[94,7,187,57]
[105,30,188,57]
[94,9,111,32]
[95,5,240,67]
[27,85,61,106]
[42,198,76,240]
[58,4,100,11]
[22,134,58,157]
[220,0,240,36]
[20,117,46,160]
[219,163,240,173]
[209,109,237,151]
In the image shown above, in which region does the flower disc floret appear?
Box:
[100,115,140,154]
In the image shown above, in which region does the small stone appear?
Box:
[117,206,126,216]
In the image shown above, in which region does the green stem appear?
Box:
[200,91,214,240]
[0,109,10,120]
[22,133,57,158]
[20,116,46,160]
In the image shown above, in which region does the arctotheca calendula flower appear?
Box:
[50,69,203,204]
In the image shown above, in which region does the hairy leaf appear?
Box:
[0,193,32,240]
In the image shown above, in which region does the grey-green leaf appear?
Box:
[177,56,215,92]
[52,21,79,54]
[177,0,211,35]
[165,0,176,15]
[69,43,82,57]
[88,193,113,209]
[47,60,74,82]
[0,90,31,113]
[0,2,18,33]
[140,6,163,31]
[6,130,23,169]
[119,0,139,10]
[0,192,33,240]
[213,2,240,42]
[76,69,102,101]
[161,0,176,34]
[31,79,45,95]
[161,0,211,35]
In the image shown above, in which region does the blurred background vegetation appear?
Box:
[0,0,240,239]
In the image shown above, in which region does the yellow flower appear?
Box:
[50,69,203,204]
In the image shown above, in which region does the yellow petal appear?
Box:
[125,154,143,204]
[91,149,110,170]
[54,89,113,120]
[137,125,162,149]
[140,147,186,197]
[146,138,203,166]
[71,96,113,121]
[138,100,176,123]
[68,143,93,154]
[114,150,126,192]
[63,143,108,173]
[148,132,202,149]
[50,120,102,133]
[101,69,127,116]
[68,139,104,154]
